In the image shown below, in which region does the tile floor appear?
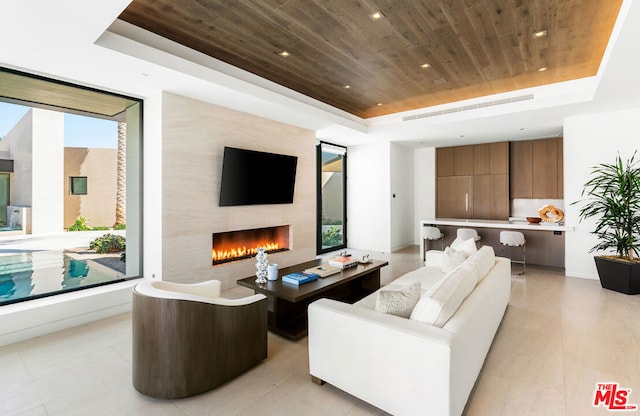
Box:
[1,246,640,416]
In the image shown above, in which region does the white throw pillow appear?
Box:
[410,262,479,327]
[451,237,478,258]
[466,245,496,282]
[440,246,467,273]
[375,281,422,318]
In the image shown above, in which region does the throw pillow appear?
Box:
[440,246,467,273]
[375,281,421,318]
[451,237,478,258]
[466,245,496,282]
[410,262,479,327]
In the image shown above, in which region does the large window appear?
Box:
[317,142,347,253]
[0,67,142,305]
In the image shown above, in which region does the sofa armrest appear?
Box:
[308,298,454,415]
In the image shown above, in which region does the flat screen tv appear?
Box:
[219,146,298,206]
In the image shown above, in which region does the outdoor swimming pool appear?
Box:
[0,251,124,305]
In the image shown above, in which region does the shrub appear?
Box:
[91,226,110,231]
[113,223,126,230]
[69,217,90,231]
[322,226,343,246]
[90,233,126,253]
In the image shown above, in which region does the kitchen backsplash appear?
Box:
[510,199,565,219]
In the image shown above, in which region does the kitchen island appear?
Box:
[420,218,572,269]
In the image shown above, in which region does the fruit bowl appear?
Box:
[526,217,542,224]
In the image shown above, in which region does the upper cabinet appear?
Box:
[437,145,473,176]
[473,142,508,175]
[510,138,563,199]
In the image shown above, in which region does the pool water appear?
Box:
[0,251,123,305]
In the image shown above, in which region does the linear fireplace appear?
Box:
[212,225,291,265]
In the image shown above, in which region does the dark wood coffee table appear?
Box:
[237,259,388,340]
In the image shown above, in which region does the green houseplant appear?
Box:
[574,151,640,294]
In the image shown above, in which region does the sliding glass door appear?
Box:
[317,142,347,253]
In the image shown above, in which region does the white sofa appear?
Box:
[308,246,511,416]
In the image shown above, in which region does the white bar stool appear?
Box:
[457,228,481,242]
[500,231,526,274]
[421,226,444,260]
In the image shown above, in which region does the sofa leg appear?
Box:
[311,375,325,385]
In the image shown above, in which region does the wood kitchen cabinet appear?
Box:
[473,174,508,219]
[510,137,563,199]
[436,142,508,219]
[473,142,508,175]
[437,176,472,219]
[437,145,473,177]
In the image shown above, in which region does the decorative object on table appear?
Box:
[538,204,564,222]
[358,253,372,264]
[526,216,542,224]
[267,263,278,281]
[282,271,319,285]
[573,151,640,295]
[329,254,358,269]
[255,247,268,284]
[304,264,341,277]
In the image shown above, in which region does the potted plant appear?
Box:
[574,151,640,294]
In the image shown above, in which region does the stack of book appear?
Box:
[282,271,319,285]
[304,264,341,277]
[329,255,358,270]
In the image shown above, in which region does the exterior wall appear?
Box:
[1,109,64,234]
[64,147,117,228]
[161,92,316,290]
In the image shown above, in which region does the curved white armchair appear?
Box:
[132,279,268,399]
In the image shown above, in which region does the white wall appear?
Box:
[564,107,640,279]
[413,147,436,243]
[390,143,415,251]
[347,141,391,252]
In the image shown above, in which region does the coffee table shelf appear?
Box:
[237,259,388,340]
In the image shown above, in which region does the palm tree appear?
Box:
[115,121,126,227]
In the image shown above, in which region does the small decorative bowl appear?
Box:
[526,217,542,224]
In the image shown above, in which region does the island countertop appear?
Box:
[420,218,574,232]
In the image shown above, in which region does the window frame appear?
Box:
[69,176,88,195]
[316,141,347,254]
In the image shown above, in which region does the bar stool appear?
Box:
[457,228,481,242]
[421,226,445,260]
[500,231,526,275]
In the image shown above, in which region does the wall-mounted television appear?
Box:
[219,146,298,206]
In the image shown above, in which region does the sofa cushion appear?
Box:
[410,262,479,327]
[375,281,422,318]
[440,246,467,273]
[466,245,496,282]
[451,237,477,257]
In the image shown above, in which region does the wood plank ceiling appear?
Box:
[119,0,623,119]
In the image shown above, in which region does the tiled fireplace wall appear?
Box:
[161,92,316,289]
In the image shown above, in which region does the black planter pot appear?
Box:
[594,256,640,295]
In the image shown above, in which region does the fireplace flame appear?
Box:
[212,242,280,263]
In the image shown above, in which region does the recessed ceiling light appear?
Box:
[533,30,548,38]
[344,85,351,89]
[277,51,291,57]
[537,66,548,72]
[420,63,431,69]
[369,10,384,21]
[377,102,383,106]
